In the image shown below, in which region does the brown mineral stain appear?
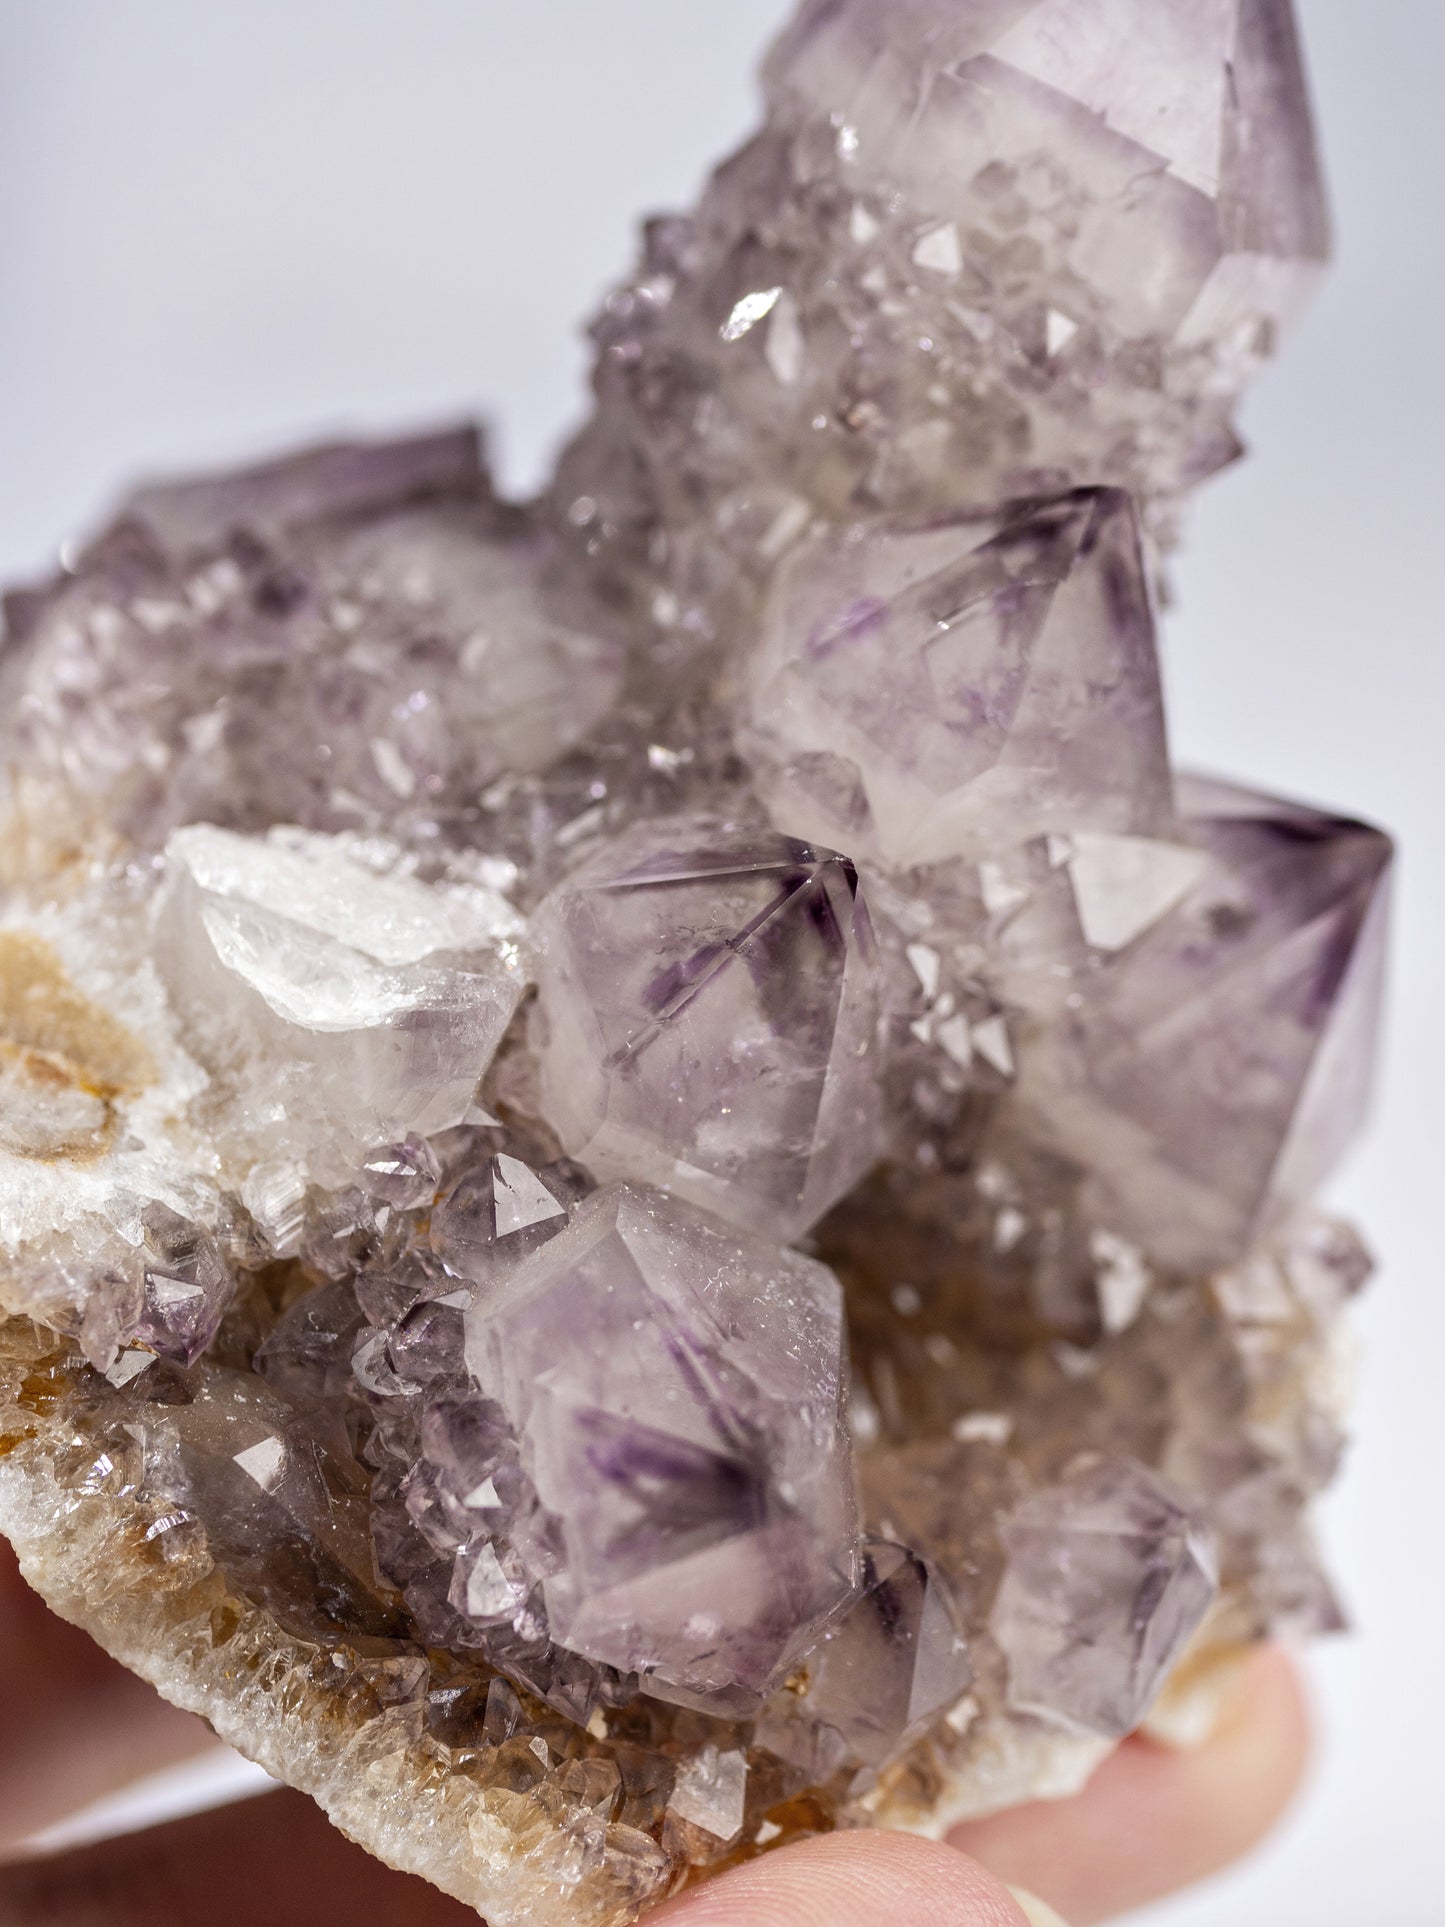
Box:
[0,930,153,1160]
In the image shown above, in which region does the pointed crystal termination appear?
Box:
[532,822,884,1242]
[156,824,530,1171]
[757,1540,973,1773]
[992,1459,1218,1739]
[430,1153,570,1288]
[763,0,1329,478]
[553,0,1328,628]
[746,489,1171,869]
[141,1367,400,1639]
[999,778,1394,1271]
[463,1183,860,1707]
[132,1202,234,1366]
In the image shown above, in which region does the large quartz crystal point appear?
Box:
[463,1182,861,1708]
[745,488,1171,868]
[764,0,1329,489]
[999,777,1393,1271]
[757,1539,973,1775]
[0,426,622,867]
[157,823,529,1173]
[531,821,884,1242]
[991,1458,1218,1739]
[553,0,1327,623]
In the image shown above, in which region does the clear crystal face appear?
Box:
[0,2,1385,1921]
[157,823,530,1171]
[532,823,885,1241]
[991,778,1394,1270]
[992,1458,1219,1738]
[746,489,1171,868]
[462,1183,860,1706]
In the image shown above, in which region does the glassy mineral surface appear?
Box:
[0,4,1387,1924]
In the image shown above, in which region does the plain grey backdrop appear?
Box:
[1,5,1441,1922]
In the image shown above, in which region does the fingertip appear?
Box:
[949,1645,1312,1926]
[1007,1889,1072,1927]
[651,1828,1036,1927]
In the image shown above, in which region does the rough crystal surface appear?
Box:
[0,3,1386,1923]
[554,0,1328,641]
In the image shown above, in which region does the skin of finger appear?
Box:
[0,1788,479,1927]
[650,1829,1035,1927]
[0,1538,215,1856]
[948,1646,1311,1927]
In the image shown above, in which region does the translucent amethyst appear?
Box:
[745,488,1170,868]
[462,1183,860,1706]
[991,1459,1218,1738]
[532,825,884,1241]
[0,1,1388,1921]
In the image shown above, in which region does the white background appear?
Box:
[1,5,1441,1922]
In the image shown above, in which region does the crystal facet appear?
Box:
[462,1183,860,1706]
[745,488,1171,868]
[992,1459,1218,1739]
[158,823,529,1170]
[0,3,1386,1922]
[995,777,1393,1269]
[532,824,884,1241]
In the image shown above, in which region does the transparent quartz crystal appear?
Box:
[532,822,884,1241]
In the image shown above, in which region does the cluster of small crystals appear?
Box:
[553,0,1330,636]
[0,2,1393,1919]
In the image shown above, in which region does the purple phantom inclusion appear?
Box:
[532,822,884,1242]
[757,1539,974,1774]
[997,776,1393,1271]
[746,489,1171,869]
[463,1182,860,1708]
[991,1458,1218,1738]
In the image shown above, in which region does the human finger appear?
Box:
[0,1786,478,1926]
[650,1827,1043,1927]
[948,1645,1311,1926]
[0,1536,215,1856]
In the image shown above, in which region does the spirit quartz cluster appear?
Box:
[0,3,1390,1922]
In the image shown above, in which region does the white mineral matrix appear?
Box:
[0,5,1390,1923]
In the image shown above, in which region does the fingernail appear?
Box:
[1008,1887,1072,1927]
[1141,1646,1249,1751]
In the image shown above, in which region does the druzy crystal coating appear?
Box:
[0,4,1387,1923]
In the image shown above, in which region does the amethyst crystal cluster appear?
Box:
[0,3,1388,1922]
